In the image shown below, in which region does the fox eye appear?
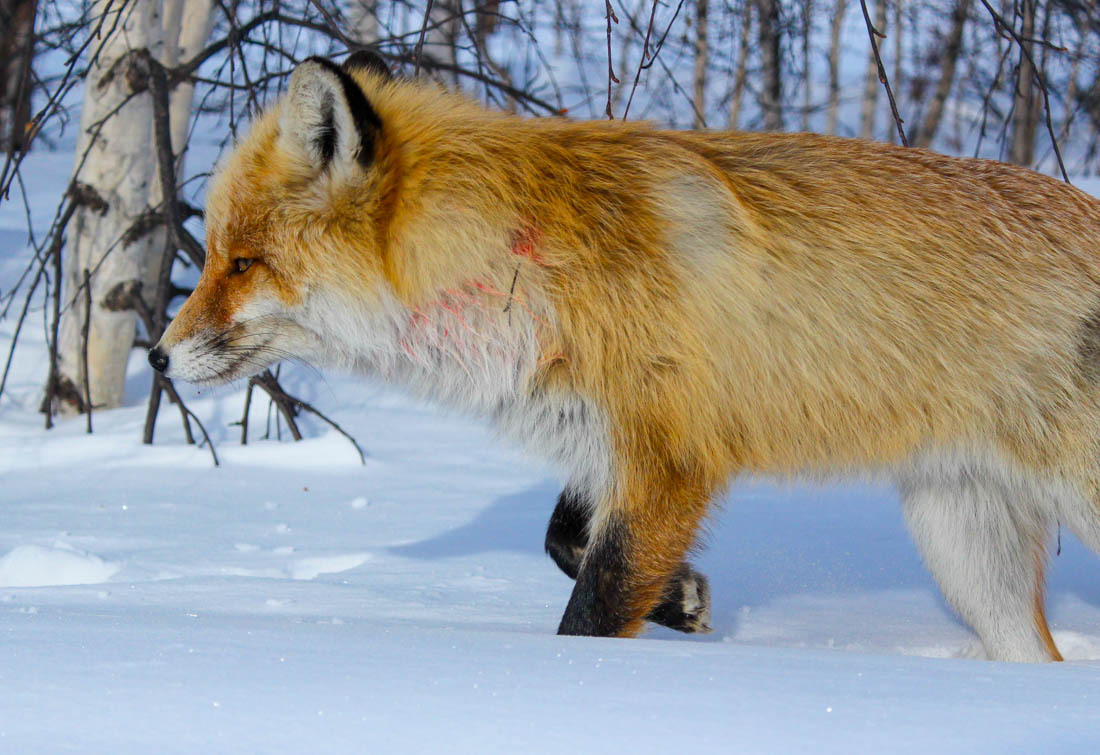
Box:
[232,258,255,274]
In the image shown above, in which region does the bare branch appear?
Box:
[413,0,436,76]
[859,0,909,146]
[977,0,1069,181]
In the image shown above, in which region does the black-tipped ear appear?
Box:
[279,56,382,170]
[343,49,393,80]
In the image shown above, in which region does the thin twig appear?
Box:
[45,197,68,428]
[143,376,163,445]
[859,0,909,146]
[622,0,686,120]
[400,54,560,114]
[147,373,218,465]
[81,268,92,433]
[503,263,520,324]
[238,379,254,444]
[413,0,436,76]
[603,0,620,119]
[978,0,1069,181]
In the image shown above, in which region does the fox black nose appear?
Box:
[148,347,169,373]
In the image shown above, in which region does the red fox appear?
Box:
[151,51,1100,661]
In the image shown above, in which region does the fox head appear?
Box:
[149,51,398,385]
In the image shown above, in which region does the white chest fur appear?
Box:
[302,285,613,496]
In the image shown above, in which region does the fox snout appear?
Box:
[148,346,169,373]
[148,271,323,387]
[148,286,262,386]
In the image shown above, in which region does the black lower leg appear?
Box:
[546,487,711,634]
[545,487,589,580]
[557,514,633,636]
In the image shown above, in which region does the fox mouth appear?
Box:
[196,341,276,385]
[166,334,280,387]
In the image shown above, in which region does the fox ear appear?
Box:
[342,49,393,80]
[279,56,381,170]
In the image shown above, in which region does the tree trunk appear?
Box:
[860,0,887,140]
[1010,0,1038,166]
[0,0,35,153]
[910,0,970,148]
[693,0,709,129]
[729,0,752,128]
[826,0,847,134]
[52,0,213,414]
[756,0,783,130]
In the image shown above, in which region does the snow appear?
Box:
[0,544,120,587]
[3,154,1100,753]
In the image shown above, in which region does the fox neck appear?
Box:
[299,281,612,495]
[303,282,540,410]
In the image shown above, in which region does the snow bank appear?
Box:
[0,544,119,587]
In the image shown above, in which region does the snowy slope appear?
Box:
[2,154,1099,753]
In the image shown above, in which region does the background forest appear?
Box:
[2,0,1099,436]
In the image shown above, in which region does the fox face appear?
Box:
[151,54,394,385]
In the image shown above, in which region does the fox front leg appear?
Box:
[553,475,713,636]
[547,487,712,633]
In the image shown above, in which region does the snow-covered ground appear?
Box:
[2,154,1099,753]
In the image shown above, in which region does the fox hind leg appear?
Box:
[899,455,1061,662]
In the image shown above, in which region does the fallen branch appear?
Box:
[249,370,367,465]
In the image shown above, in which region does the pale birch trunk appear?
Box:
[54,0,213,413]
[911,0,970,148]
[860,0,887,140]
[692,0,709,129]
[826,0,847,134]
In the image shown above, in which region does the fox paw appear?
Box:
[647,566,712,634]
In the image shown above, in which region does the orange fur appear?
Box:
[1034,543,1064,662]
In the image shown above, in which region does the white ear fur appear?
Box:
[279,60,360,168]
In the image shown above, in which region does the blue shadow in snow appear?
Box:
[390,479,560,560]
[390,476,1100,640]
